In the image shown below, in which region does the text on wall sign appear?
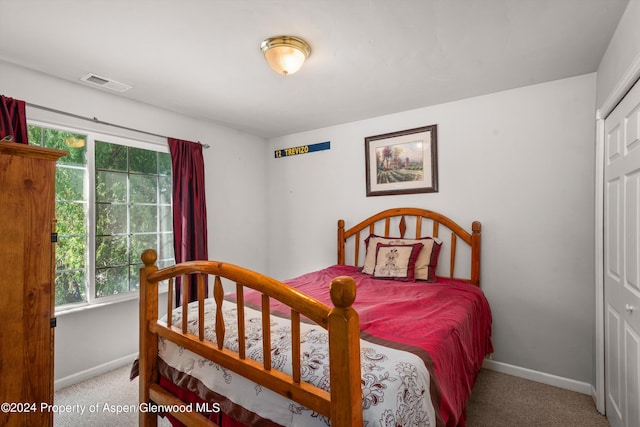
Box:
[274,141,330,158]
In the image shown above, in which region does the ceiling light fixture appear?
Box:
[260,35,311,76]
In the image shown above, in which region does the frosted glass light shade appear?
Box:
[261,36,311,76]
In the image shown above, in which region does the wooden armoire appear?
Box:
[0,141,66,426]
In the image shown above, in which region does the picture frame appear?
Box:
[365,125,438,197]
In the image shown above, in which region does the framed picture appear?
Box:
[365,125,438,197]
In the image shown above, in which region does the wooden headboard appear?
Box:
[337,207,482,286]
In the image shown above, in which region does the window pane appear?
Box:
[130,264,141,291]
[130,174,157,203]
[56,167,85,201]
[130,234,157,263]
[96,235,128,267]
[43,129,65,150]
[95,266,129,297]
[56,236,86,270]
[56,201,86,235]
[158,259,174,269]
[129,147,157,174]
[28,126,43,146]
[130,205,157,233]
[159,176,171,205]
[159,232,174,261]
[58,145,86,167]
[43,129,86,166]
[93,142,172,302]
[96,171,127,203]
[96,203,128,235]
[29,124,90,309]
[56,270,86,305]
[96,140,127,171]
[159,205,172,232]
[158,152,172,176]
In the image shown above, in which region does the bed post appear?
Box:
[470,221,482,286]
[139,249,159,427]
[327,276,362,426]
[337,219,346,265]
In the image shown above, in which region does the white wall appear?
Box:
[267,74,597,385]
[596,0,640,110]
[0,60,268,384]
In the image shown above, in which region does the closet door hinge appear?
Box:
[50,317,57,328]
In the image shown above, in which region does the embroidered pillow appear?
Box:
[363,235,443,282]
[372,243,423,281]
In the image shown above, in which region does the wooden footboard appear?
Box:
[138,250,363,427]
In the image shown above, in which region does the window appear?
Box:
[28,123,174,309]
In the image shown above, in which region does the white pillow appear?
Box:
[362,235,442,282]
[372,242,424,281]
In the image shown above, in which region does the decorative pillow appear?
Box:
[363,235,443,282]
[372,243,424,281]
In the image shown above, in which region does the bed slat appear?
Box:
[198,274,205,341]
[182,275,189,334]
[291,310,301,383]
[167,278,174,328]
[262,294,272,371]
[214,276,225,350]
[354,231,361,265]
[450,233,457,278]
[399,215,407,237]
[236,284,246,360]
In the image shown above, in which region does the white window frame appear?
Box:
[28,119,171,313]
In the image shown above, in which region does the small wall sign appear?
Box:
[274,141,330,158]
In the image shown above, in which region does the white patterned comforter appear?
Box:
[158,299,438,426]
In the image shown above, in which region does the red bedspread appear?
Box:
[255,265,493,427]
[156,265,492,427]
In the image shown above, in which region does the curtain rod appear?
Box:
[26,102,210,149]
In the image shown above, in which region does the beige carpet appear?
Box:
[54,364,172,427]
[54,365,609,426]
[467,369,609,427]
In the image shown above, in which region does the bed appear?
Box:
[138,207,493,427]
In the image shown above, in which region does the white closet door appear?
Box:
[604,78,640,427]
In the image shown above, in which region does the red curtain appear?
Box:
[0,95,28,144]
[168,137,209,304]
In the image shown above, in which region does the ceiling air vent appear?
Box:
[80,73,132,92]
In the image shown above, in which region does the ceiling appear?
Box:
[0,0,629,138]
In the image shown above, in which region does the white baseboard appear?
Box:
[54,353,138,391]
[482,359,593,395]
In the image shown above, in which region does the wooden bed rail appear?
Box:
[337,207,482,285]
[139,249,363,427]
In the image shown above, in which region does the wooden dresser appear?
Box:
[0,141,66,426]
